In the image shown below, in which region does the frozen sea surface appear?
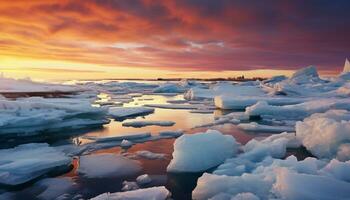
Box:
[1,65,350,200]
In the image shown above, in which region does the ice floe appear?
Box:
[215,95,304,110]
[0,77,80,93]
[167,130,238,172]
[237,122,295,133]
[245,99,350,120]
[296,109,350,160]
[122,120,175,128]
[134,151,166,160]
[0,97,109,136]
[185,82,265,100]
[108,107,154,120]
[90,186,170,200]
[136,174,152,185]
[0,143,72,186]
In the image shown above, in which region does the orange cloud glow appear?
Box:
[0,0,348,80]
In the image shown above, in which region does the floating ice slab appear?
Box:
[215,95,305,110]
[274,168,350,200]
[237,122,295,133]
[122,120,175,128]
[78,154,141,178]
[0,77,80,93]
[167,130,238,172]
[120,140,133,148]
[185,83,266,100]
[192,173,269,200]
[0,97,109,135]
[296,109,350,160]
[135,151,166,160]
[108,107,154,119]
[136,174,152,185]
[84,132,151,142]
[90,186,170,200]
[213,133,301,176]
[121,181,139,191]
[0,143,72,186]
[194,154,350,200]
[245,99,350,120]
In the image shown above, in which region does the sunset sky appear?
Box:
[0,0,349,80]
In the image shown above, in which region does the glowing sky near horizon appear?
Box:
[0,0,349,80]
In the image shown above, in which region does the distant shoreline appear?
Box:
[69,77,267,82]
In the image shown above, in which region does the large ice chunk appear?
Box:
[185,83,265,100]
[237,122,295,133]
[167,130,238,172]
[192,173,269,200]
[108,107,154,120]
[0,97,109,135]
[0,77,80,93]
[288,66,322,84]
[245,99,350,120]
[0,143,72,186]
[296,109,350,160]
[90,186,170,200]
[215,96,304,110]
[343,58,350,74]
[274,167,350,200]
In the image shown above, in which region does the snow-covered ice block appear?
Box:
[273,168,350,200]
[245,99,350,120]
[0,97,109,135]
[288,66,323,84]
[136,174,152,185]
[237,122,295,133]
[342,58,350,74]
[0,143,72,186]
[121,181,139,191]
[108,107,154,119]
[0,77,80,93]
[242,132,300,161]
[135,151,166,160]
[90,186,170,200]
[215,95,304,110]
[167,130,238,172]
[192,173,269,200]
[321,159,350,182]
[296,110,350,160]
[122,120,175,128]
[185,83,265,100]
[213,133,301,176]
[78,154,141,178]
[231,193,260,200]
[120,140,133,148]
